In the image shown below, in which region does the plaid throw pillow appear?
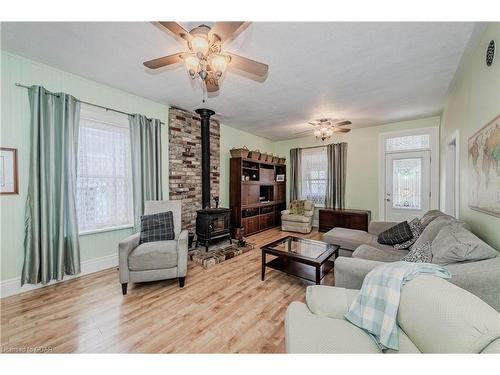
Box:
[401,241,432,263]
[377,221,413,245]
[394,217,424,250]
[139,211,175,244]
[290,200,306,215]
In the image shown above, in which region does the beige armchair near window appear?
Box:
[118,200,188,295]
[281,200,315,234]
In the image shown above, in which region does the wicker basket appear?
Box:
[272,155,279,163]
[259,152,268,161]
[278,157,286,164]
[248,150,261,160]
[230,146,249,158]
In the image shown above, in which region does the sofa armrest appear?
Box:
[367,221,399,235]
[334,256,384,289]
[281,209,291,215]
[118,233,141,283]
[306,285,353,319]
[177,229,189,278]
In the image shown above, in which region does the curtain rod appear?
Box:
[294,143,343,151]
[15,83,165,125]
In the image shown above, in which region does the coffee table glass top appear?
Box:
[264,236,333,260]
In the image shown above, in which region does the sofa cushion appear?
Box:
[409,215,455,251]
[394,217,424,250]
[324,227,374,251]
[128,240,178,271]
[401,241,432,263]
[285,301,420,353]
[431,224,498,266]
[139,211,175,244]
[420,210,447,228]
[352,244,409,262]
[377,221,413,245]
[398,276,500,353]
[282,213,311,223]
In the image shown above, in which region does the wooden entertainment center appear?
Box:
[230,157,286,236]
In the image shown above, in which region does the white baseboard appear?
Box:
[0,253,118,298]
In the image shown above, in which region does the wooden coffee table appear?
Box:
[261,236,339,285]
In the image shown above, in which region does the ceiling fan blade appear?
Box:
[143,53,184,69]
[227,53,268,77]
[205,76,219,93]
[209,22,247,44]
[333,128,351,133]
[334,120,352,126]
[157,22,191,41]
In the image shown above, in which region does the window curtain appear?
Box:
[289,148,302,201]
[22,86,81,285]
[325,142,348,209]
[129,114,163,230]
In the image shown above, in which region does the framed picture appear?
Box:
[468,114,500,217]
[0,147,19,195]
[276,174,285,182]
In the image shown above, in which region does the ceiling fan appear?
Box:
[143,22,269,93]
[295,118,352,141]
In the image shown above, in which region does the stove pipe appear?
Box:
[195,108,215,210]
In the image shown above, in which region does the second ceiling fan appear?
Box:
[144,22,269,93]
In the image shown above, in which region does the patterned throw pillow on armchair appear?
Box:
[289,200,306,215]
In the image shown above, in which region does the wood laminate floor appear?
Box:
[1,228,332,353]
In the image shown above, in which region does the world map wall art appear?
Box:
[468,114,500,217]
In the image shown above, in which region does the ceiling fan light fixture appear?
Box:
[184,54,199,78]
[210,54,228,77]
[191,35,210,56]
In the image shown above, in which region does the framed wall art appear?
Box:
[0,147,19,195]
[468,115,500,217]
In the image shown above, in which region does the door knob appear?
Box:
[386,198,391,202]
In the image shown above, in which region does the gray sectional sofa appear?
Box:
[323,210,500,311]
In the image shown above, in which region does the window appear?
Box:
[301,147,327,206]
[385,134,430,152]
[392,158,422,210]
[76,105,133,233]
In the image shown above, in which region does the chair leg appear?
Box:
[121,283,128,295]
[179,277,185,288]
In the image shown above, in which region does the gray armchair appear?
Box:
[118,200,189,295]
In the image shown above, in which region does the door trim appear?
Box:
[442,130,460,218]
[378,127,439,220]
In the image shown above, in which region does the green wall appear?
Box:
[439,23,500,250]
[0,51,170,281]
[273,116,441,221]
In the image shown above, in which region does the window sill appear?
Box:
[79,224,134,236]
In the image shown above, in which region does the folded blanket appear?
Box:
[344,261,451,351]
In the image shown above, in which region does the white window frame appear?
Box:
[300,146,328,207]
[378,127,439,220]
[77,104,134,235]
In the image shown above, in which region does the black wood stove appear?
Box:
[195,108,231,251]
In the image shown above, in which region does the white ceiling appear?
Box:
[1,22,475,140]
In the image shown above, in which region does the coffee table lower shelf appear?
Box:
[265,256,334,284]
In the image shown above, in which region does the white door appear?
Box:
[385,151,431,222]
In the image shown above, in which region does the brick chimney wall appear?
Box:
[168,107,220,231]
